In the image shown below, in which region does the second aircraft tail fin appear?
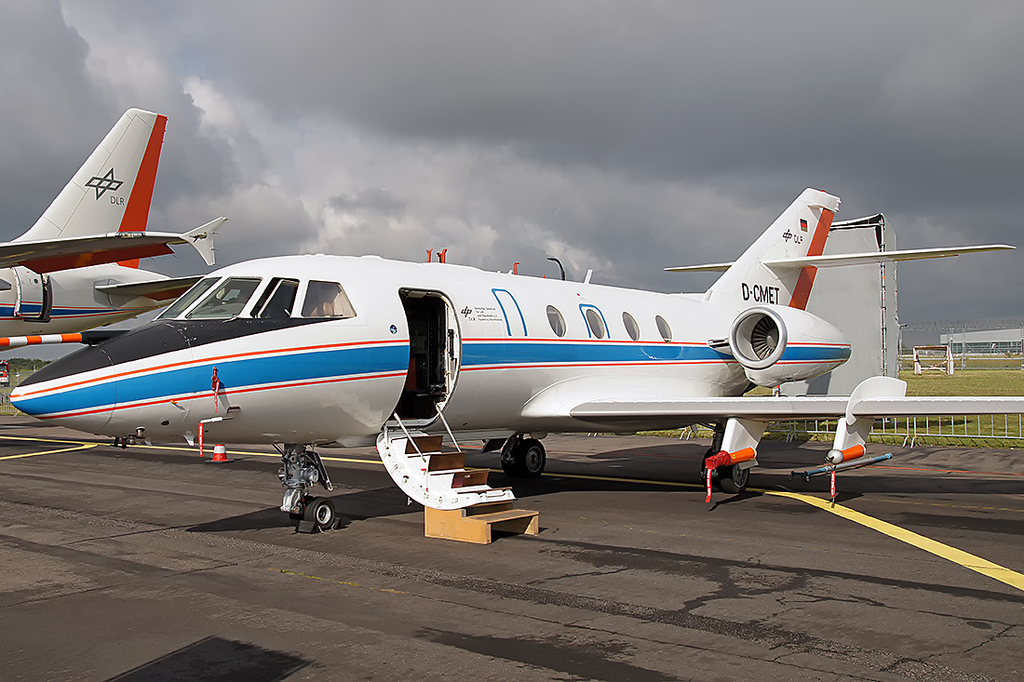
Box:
[16,108,167,248]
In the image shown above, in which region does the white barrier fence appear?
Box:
[682,414,1024,447]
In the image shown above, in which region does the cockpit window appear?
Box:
[252,278,299,319]
[300,280,356,318]
[185,277,262,320]
[156,277,219,320]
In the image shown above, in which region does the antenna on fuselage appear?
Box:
[547,257,566,281]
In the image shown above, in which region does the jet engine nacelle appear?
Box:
[728,305,851,387]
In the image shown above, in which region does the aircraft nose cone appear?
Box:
[10,343,116,430]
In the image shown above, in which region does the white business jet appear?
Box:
[10,188,1021,530]
[0,108,225,343]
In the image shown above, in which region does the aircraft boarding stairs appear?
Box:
[377,413,539,544]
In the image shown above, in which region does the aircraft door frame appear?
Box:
[492,288,527,337]
[396,289,462,422]
[13,267,51,321]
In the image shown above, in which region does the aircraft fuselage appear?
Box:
[0,263,167,336]
[12,254,850,445]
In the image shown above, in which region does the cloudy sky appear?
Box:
[2,1,1022,328]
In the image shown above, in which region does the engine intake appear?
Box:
[728,306,850,386]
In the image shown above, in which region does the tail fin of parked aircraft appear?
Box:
[667,188,841,309]
[15,108,167,246]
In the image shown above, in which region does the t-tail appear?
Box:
[671,188,841,309]
[667,187,1013,309]
[14,108,167,268]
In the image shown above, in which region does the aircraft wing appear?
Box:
[570,395,1024,429]
[2,217,227,274]
[95,275,203,301]
[521,375,1024,432]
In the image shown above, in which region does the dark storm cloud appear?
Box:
[0,1,114,239]
[202,2,1024,207]
[4,1,1023,325]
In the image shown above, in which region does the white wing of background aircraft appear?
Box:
[0,108,226,335]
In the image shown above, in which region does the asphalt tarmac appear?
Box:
[0,416,1021,681]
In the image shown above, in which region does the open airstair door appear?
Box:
[14,268,51,322]
[396,289,462,424]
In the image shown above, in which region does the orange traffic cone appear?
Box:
[211,444,229,463]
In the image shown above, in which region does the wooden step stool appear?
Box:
[424,500,539,544]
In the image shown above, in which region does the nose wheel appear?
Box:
[278,445,336,532]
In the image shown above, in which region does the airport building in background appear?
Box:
[939,328,1024,354]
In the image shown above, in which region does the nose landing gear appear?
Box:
[278,444,336,532]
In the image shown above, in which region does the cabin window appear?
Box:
[253,278,299,319]
[584,308,606,339]
[300,280,357,318]
[156,277,219,319]
[656,315,673,342]
[622,312,640,341]
[185,277,262,320]
[546,305,566,337]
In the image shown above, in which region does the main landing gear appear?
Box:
[699,421,753,495]
[278,444,336,532]
[701,447,751,494]
[500,434,547,478]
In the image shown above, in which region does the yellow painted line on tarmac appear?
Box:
[0,434,94,445]
[0,443,98,460]
[766,489,1024,593]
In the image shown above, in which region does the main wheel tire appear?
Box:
[717,464,750,494]
[304,497,336,530]
[516,439,546,478]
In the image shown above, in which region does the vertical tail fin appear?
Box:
[706,188,840,308]
[15,109,167,263]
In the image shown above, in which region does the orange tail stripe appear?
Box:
[788,208,835,310]
[118,113,167,268]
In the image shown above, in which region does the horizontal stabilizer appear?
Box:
[763,244,1015,270]
[0,217,228,273]
[96,275,203,301]
[663,261,734,273]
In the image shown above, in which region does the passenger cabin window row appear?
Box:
[157,277,357,321]
[543,303,673,342]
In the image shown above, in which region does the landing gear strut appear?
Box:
[698,419,753,496]
[500,434,546,477]
[278,444,335,532]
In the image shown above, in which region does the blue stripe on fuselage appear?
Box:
[16,338,849,417]
[462,341,733,367]
[461,340,848,367]
[15,344,410,417]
